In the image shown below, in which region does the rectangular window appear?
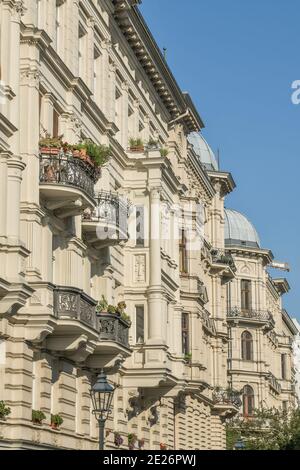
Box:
[53,109,59,138]
[241,279,251,311]
[179,230,188,274]
[281,354,287,380]
[136,206,145,247]
[282,401,288,412]
[135,306,145,343]
[182,313,190,355]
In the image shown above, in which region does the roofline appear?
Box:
[207,170,236,195]
[225,245,274,264]
[282,309,298,336]
[113,0,204,132]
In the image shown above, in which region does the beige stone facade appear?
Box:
[0,0,296,450]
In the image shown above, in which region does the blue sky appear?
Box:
[140,0,300,319]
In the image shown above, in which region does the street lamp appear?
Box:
[90,369,115,450]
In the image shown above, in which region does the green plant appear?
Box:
[160,147,169,157]
[129,137,144,148]
[116,301,127,316]
[51,413,63,428]
[39,135,64,149]
[0,401,11,420]
[96,295,109,313]
[184,353,192,362]
[121,313,131,325]
[107,305,116,315]
[128,433,138,450]
[32,409,46,424]
[72,140,111,167]
[147,138,159,147]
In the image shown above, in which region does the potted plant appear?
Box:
[114,432,124,448]
[147,138,159,149]
[184,353,192,363]
[160,148,169,157]
[129,138,144,152]
[96,295,109,314]
[32,409,46,425]
[160,442,167,450]
[0,401,11,420]
[121,312,132,326]
[39,135,64,155]
[116,301,127,317]
[128,433,138,450]
[107,305,116,315]
[50,413,63,430]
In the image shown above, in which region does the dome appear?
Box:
[224,209,261,248]
[188,132,219,171]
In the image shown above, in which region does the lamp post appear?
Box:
[90,369,115,450]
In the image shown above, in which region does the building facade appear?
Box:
[292,319,300,404]
[0,0,296,450]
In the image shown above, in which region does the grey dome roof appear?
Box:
[188,132,219,171]
[225,209,261,248]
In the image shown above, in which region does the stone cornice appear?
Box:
[226,245,274,265]
[113,0,203,132]
[207,170,236,196]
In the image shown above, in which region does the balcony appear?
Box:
[268,373,282,395]
[201,309,216,336]
[53,286,98,330]
[210,248,236,279]
[39,150,97,216]
[82,191,131,248]
[212,387,242,416]
[47,287,131,365]
[227,307,275,329]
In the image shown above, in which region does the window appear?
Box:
[78,23,87,78]
[179,230,188,274]
[136,206,145,247]
[241,331,253,361]
[241,279,251,311]
[282,401,288,412]
[53,109,59,138]
[135,306,145,343]
[281,354,287,380]
[243,385,255,417]
[181,313,190,356]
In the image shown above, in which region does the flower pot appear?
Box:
[72,150,81,158]
[51,423,59,430]
[130,146,144,153]
[80,148,87,158]
[40,147,60,155]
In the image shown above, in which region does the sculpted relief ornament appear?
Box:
[134,254,146,283]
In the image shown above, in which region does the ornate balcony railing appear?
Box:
[201,309,216,335]
[98,314,130,348]
[212,388,242,408]
[228,307,275,326]
[268,373,282,394]
[211,248,237,272]
[82,191,131,240]
[53,286,97,329]
[39,151,97,198]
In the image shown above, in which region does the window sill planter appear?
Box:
[130,146,144,153]
[39,146,60,155]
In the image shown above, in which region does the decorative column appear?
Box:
[147,188,164,345]
[121,81,129,149]
[100,38,110,117]
[86,16,95,92]
[107,60,116,124]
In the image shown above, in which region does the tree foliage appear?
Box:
[226,407,300,450]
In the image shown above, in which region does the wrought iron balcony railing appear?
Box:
[39,151,97,198]
[228,307,275,326]
[82,191,131,239]
[211,248,237,272]
[268,373,282,394]
[98,313,130,348]
[53,286,97,329]
[53,288,130,349]
[201,309,216,335]
[212,388,242,408]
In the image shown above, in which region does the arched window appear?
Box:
[243,385,255,417]
[241,331,253,361]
